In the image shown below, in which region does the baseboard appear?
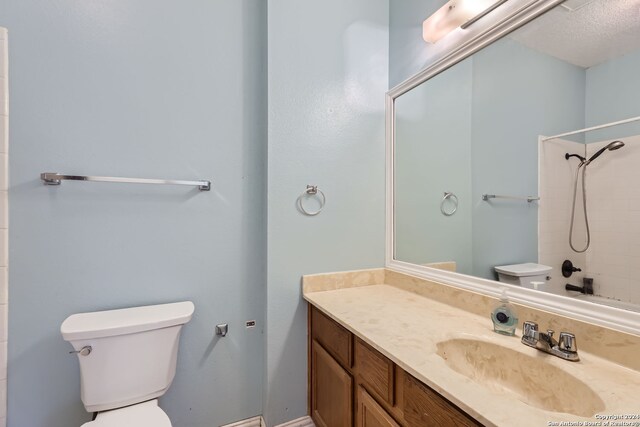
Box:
[275,416,314,427]
[221,415,314,427]
[221,416,264,427]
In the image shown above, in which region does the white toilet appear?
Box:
[494,263,552,290]
[61,301,195,426]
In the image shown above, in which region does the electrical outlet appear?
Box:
[245,320,256,328]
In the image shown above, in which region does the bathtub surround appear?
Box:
[0,27,7,427]
[539,134,640,307]
[266,0,388,425]
[584,136,640,304]
[538,137,588,295]
[579,135,639,304]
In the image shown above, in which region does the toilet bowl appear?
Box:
[61,301,194,426]
[495,263,552,290]
[81,400,171,427]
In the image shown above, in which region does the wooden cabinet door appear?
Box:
[357,386,400,427]
[311,340,353,427]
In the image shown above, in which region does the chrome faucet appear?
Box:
[521,321,580,361]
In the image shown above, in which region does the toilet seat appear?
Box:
[81,400,171,427]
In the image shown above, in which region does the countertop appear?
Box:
[303,281,640,427]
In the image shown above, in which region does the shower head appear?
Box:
[584,140,625,165]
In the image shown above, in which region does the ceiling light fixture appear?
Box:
[423,0,510,44]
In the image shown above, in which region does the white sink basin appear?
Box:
[436,338,605,417]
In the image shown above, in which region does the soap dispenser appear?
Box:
[491,288,518,336]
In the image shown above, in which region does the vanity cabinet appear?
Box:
[309,305,482,427]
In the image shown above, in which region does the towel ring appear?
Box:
[441,192,458,216]
[298,185,326,216]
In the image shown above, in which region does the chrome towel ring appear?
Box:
[298,185,326,216]
[441,192,458,216]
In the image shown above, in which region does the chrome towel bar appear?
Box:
[482,194,539,203]
[40,172,211,191]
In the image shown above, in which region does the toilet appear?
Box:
[61,301,195,426]
[494,263,552,290]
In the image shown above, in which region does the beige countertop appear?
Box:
[303,276,640,427]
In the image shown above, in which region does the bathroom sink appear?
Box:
[436,338,605,417]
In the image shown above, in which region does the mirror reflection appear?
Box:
[394,0,640,312]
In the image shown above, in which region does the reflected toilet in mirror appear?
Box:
[494,263,552,291]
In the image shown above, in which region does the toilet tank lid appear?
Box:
[494,263,552,277]
[61,301,195,341]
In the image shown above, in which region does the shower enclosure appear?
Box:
[539,121,640,311]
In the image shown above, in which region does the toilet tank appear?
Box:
[61,301,195,413]
[494,263,552,290]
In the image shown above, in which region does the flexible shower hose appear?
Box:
[569,164,589,253]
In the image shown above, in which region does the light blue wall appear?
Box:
[1,1,266,426]
[266,0,388,424]
[389,2,586,279]
[394,57,473,270]
[585,49,640,142]
[389,0,445,87]
[393,38,585,278]
[470,39,585,279]
[388,0,524,89]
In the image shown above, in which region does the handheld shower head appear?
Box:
[584,140,625,165]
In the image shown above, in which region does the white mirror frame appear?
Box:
[385,0,640,335]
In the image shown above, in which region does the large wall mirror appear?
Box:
[388,0,640,332]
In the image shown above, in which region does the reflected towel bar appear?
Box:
[482,194,539,203]
[40,172,211,191]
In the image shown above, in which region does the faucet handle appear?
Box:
[522,321,538,339]
[558,332,578,353]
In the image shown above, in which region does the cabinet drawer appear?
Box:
[403,372,479,427]
[311,307,353,368]
[355,338,395,405]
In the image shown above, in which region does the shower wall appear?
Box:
[538,137,587,294]
[539,135,640,306]
[584,135,640,304]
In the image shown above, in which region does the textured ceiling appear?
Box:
[510,0,640,68]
